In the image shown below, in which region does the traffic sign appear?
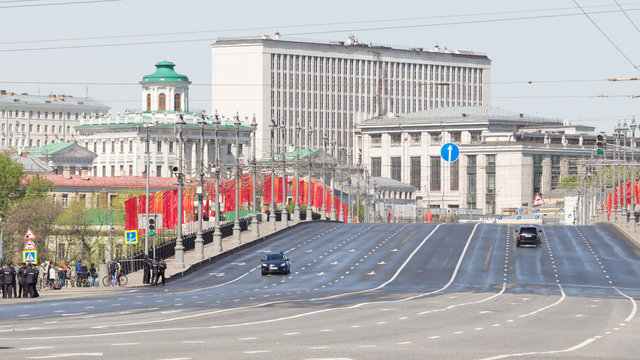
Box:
[498,215,503,220]
[533,193,545,206]
[440,143,460,162]
[519,208,524,214]
[125,230,138,244]
[23,251,37,264]
[535,208,540,213]
[535,215,540,220]
[516,215,522,220]
[24,239,36,251]
[558,208,564,213]
[23,228,36,240]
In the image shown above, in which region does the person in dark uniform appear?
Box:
[17,263,27,298]
[158,258,167,286]
[0,264,4,298]
[24,264,37,298]
[142,256,151,284]
[3,262,16,298]
[151,258,159,286]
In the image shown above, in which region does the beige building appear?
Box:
[358,106,596,215]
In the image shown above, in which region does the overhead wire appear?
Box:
[614,0,640,35]
[0,0,120,8]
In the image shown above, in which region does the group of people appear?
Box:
[46,260,99,288]
[142,256,167,286]
[1,262,40,298]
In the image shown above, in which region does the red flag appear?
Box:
[343,203,348,223]
[124,197,138,231]
[614,186,619,210]
[263,174,272,204]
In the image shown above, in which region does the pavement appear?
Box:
[0,217,306,304]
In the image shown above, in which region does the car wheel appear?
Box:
[261,271,266,275]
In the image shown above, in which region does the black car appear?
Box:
[516,225,542,247]
[261,252,291,275]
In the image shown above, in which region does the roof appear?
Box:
[140,61,190,84]
[22,174,178,190]
[359,106,563,127]
[10,153,51,174]
[0,93,109,109]
[371,176,416,192]
[28,142,74,155]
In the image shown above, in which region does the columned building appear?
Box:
[75,61,252,178]
[212,35,491,162]
[0,91,109,150]
[358,106,597,215]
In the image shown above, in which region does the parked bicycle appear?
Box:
[102,273,128,287]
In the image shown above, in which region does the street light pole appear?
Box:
[174,114,186,268]
[322,132,328,220]
[294,122,301,221]
[306,128,313,221]
[281,122,289,227]
[269,119,277,230]
[145,125,150,257]
[250,115,260,238]
[212,112,222,253]
[232,114,242,246]
[194,111,207,261]
[630,117,637,162]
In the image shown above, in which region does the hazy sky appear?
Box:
[2,0,640,135]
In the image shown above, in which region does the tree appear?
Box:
[23,173,53,200]
[557,175,580,189]
[3,197,62,263]
[55,199,100,262]
[0,154,25,218]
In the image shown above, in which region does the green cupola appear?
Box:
[140,61,190,84]
[140,61,190,112]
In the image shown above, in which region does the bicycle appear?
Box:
[102,273,128,287]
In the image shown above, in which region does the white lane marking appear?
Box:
[518,285,565,318]
[61,313,88,317]
[25,353,103,359]
[244,350,270,354]
[284,332,299,336]
[158,358,191,360]
[182,341,206,344]
[397,341,412,345]
[306,346,331,350]
[239,337,258,341]
[18,346,55,350]
[111,342,139,346]
[478,338,597,360]
[419,283,506,315]
[614,287,637,323]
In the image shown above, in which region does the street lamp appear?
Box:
[306,128,313,221]
[232,113,242,246]
[211,112,222,253]
[144,124,150,257]
[347,150,353,223]
[280,121,289,227]
[250,115,260,238]
[174,113,186,268]
[329,152,337,221]
[194,111,207,260]
[373,180,378,223]
[630,117,637,162]
[322,132,329,220]
[294,122,302,221]
[269,119,277,230]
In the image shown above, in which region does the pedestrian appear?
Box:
[151,258,159,286]
[3,262,16,299]
[17,263,27,298]
[39,262,48,290]
[59,261,67,286]
[24,263,37,298]
[48,263,56,289]
[142,256,151,284]
[158,258,167,286]
[0,264,4,298]
[89,263,97,287]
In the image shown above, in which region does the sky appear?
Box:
[2,0,640,135]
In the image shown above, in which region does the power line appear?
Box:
[614,0,640,36]
[0,0,120,9]
[2,7,640,52]
[572,0,640,72]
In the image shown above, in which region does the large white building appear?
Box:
[75,61,253,178]
[0,90,109,150]
[358,106,597,215]
[212,35,491,162]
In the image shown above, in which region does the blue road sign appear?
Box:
[23,251,37,264]
[498,215,503,220]
[535,208,540,213]
[125,230,138,244]
[517,215,522,220]
[519,208,524,214]
[568,214,572,218]
[535,215,540,220]
[440,143,460,162]
[558,208,564,213]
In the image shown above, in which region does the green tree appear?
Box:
[0,154,25,218]
[557,175,580,189]
[23,173,53,200]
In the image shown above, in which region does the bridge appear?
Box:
[1,222,638,359]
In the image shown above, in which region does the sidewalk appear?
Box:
[126,218,305,287]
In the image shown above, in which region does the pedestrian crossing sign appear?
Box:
[23,251,37,264]
[125,230,138,244]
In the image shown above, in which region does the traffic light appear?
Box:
[148,217,156,236]
[596,133,605,155]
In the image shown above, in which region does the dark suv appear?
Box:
[516,225,541,247]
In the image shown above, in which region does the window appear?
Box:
[390,133,402,146]
[551,155,560,190]
[371,157,382,177]
[470,131,482,143]
[156,165,162,176]
[129,141,133,152]
[110,165,115,177]
[430,132,441,144]
[467,155,477,208]
[410,133,421,146]
[533,155,543,194]
[450,160,459,191]
[430,156,441,191]
[158,93,166,111]
[371,134,381,147]
[410,157,421,188]
[169,141,174,153]
[157,141,162,152]
[120,141,124,153]
[111,142,115,153]
[450,131,461,143]
[146,94,151,111]
[391,157,401,181]
[174,93,181,111]
[129,165,133,176]
[102,142,106,153]
[61,194,69,208]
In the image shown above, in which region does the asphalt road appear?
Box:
[1,222,638,360]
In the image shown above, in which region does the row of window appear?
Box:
[371,131,476,147]
[146,93,182,112]
[1,122,70,134]
[1,109,80,120]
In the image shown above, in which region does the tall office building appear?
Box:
[212,35,491,162]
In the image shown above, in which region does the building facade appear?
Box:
[211,35,491,162]
[75,61,253,178]
[358,106,597,215]
[0,91,109,150]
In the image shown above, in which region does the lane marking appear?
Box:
[25,353,103,359]
[18,346,55,351]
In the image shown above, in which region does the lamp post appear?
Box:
[250,115,260,238]
[373,180,378,223]
[347,150,353,223]
[232,114,242,246]
[269,119,277,230]
[329,152,337,221]
[356,169,360,223]
[281,122,289,227]
[211,112,222,253]
[630,117,637,162]
[322,132,329,220]
[194,111,207,260]
[306,128,313,221]
[144,124,150,257]
[174,114,186,268]
[294,122,302,221]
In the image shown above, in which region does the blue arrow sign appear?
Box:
[535,215,540,220]
[440,143,460,162]
[125,230,138,244]
[516,215,522,220]
[535,208,540,213]
[498,215,503,220]
[519,208,524,214]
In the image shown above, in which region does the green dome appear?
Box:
[140,61,190,84]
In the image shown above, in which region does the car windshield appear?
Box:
[520,227,537,235]
[265,254,285,261]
